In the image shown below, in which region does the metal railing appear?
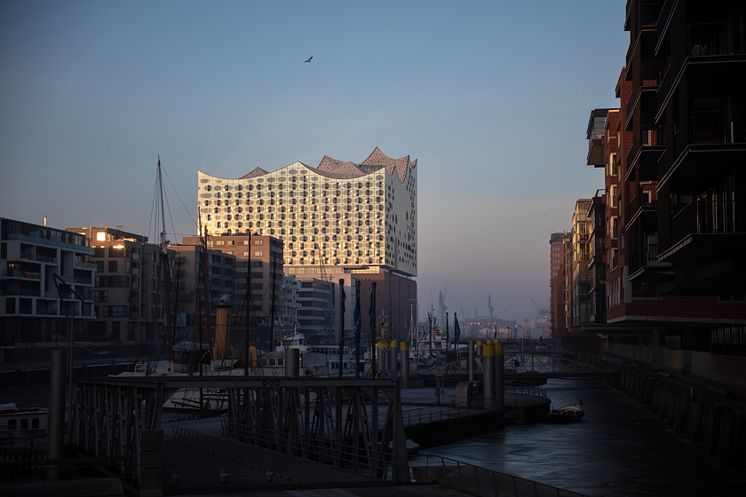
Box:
[504,385,547,408]
[400,404,490,427]
[216,422,388,479]
[687,21,746,58]
[689,109,746,145]
[410,454,588,497]
[671,196,743,243]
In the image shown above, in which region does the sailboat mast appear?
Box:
[157,156,175,370]
[157,157,167,248]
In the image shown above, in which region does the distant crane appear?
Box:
[531,298,540,313]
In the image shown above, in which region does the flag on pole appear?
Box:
[354,281,361,350]
[454,313,461,344]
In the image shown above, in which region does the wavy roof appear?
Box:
[232,147,416,182]
[360,146,413,182]
[240,167,269,179]
[317,156,370,179]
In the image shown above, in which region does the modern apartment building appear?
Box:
[67,227,164,344]
[587,193,607,324]
[196,147,418,339]
[296,278,336,341]
[169,244,236,345]
[280,275,301,335]
[0,218,95,361]
[573,0,746,387]
[568,200,592,328]
[549,232,569,335]
[182,234,283,347]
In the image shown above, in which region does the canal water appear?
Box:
[422,378,746,497]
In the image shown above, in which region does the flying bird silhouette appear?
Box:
[304,56,313,63]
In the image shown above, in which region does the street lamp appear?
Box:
[52,272,89,438]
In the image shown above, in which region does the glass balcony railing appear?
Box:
[687,21,746,58]
[671,197,743,244]
[641,2,662,27]
[690,109,746,144]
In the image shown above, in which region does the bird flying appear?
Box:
[304,56,313,63]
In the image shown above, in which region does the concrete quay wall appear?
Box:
[616,366,746,469]
[405,410,502,448]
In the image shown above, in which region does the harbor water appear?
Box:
[422,378,746,497]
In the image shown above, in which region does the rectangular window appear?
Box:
[608,153,618,176]
[254,251,263,257]
[108,260,117,273]
[609,185,617,208]
[610,216,619,239]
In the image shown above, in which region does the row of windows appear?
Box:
[205,209,382,220]
[205,221,383,233]
[203,199,383,209]
[203,180,384,191]
[286,257,384,266]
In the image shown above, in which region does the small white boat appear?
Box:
[0,403,48,442]
[543,401,585,423]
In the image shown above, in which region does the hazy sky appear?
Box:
[0,1,627,320]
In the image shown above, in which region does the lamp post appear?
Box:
[52,273,89,441]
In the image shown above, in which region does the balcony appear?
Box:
[625,64,662,131]
[626,192,657,231]
[629,234,672,282]
[626,127,664,182]
[587,138,605,166]
[660,197,746,265]
[690,109,746,144]
[625,0,662,32]
[659,109,746,192]
[688,21,746,58]
[74,259,96,270]
[658,21,746,115]
[2,265,41,280]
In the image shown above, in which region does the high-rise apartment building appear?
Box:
[568,200,592,328]
[67,227,165,345]
[574,0,746,388]
[197,147,418,339]
[181,234,283,347]
[1,218,95,361]
[587,193,607,324]
[549,232,569,335]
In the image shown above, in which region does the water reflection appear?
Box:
[422,379,746,497]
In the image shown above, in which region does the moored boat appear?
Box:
[542,402,584,423]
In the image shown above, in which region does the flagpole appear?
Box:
[354,280,361,379]
[370,282,377,377]
[445,312,450,356]
[338,279,345,378]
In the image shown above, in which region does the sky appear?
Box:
[0,1,628,321]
